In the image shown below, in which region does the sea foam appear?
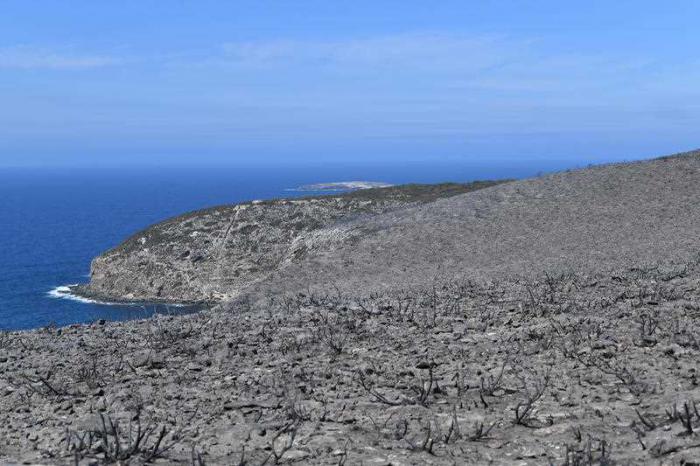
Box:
[47,285,118,305]
[48,285,191,308]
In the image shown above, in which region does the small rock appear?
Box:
[283,450,309,461]
[591,340,615,350]
[640,336,657,347]
[187,362,203,372]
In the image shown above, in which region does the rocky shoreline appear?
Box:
[67,284,212,307]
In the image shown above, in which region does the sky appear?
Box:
[1,0,699,168]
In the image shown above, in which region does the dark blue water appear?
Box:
[0,159,584,330]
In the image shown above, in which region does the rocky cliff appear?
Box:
[75,182,504,303]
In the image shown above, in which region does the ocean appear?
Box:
[0,159,576,330]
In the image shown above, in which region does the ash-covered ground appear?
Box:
[2,257,700,465]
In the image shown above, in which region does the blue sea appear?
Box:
[0,159,582,330]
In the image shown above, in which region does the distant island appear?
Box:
[294,181,393,191]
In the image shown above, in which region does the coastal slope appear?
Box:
[77,181,504,303]
[4,149,700,465]
[80,150,700,305]
[247,149,700,300]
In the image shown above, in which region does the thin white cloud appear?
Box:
[3,33,696,145]
[0,45,121,69]
[219,33,527,71]
[214,33,655,100]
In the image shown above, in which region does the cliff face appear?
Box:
[77,182,503,303]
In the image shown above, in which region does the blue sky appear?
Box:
[1,1,699,167]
